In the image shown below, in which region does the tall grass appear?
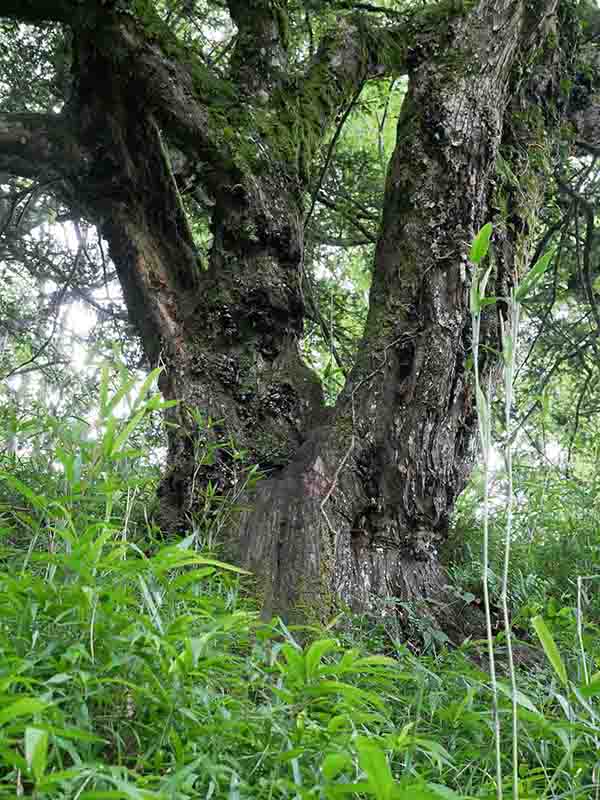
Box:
[0,361,598,798]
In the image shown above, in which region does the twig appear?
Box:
[557,174,600,337]
[304,79,367,230]
[566,370,592,472]
[302,272,348,376]
[376,78,397,169]
[1,243,83,381]
[315,192,377,241]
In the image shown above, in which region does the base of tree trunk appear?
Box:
[218,460,486,643]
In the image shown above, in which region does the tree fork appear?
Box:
[0,0,593,629]
[232,0,577,623]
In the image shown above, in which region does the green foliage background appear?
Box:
[2,0,600,796]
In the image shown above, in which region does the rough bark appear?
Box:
[0,0,592,626]
[0,113,82,180]
[236,0,566,621]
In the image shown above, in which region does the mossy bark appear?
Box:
[0,0,584,627]
[230,0,574,622]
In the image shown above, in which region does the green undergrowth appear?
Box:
[0,367,599,799]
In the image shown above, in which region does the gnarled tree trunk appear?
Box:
[0,0,588,624]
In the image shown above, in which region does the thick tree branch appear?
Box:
[314,235,374,247]
[333,2,407,17]
[278,4,456,180]
[227,0,289,97]
[571,96,600,151]
[295,17,406,133]
[0,113,82,181]
[304,77,366,228]
[557,176,600,335]
[111,28,244,201]
[0,0,105,24]
[1,2,245,205]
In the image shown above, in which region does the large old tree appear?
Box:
[1,0,598,620]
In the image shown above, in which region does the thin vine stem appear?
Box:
[500,292,521,800]
[472,310,503,800]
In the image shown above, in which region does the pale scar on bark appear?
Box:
[303,456,331,498]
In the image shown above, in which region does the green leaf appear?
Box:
[579,675,600,698]
[0,744,27,771]
[411,738,453,767]
[322,752,351,781]
[497,681,540,713]
[0,697,49,725]
[350,655,399,670]
[56,446,75,484]
[130,368,162,412]
[111,409,146,454]
[146,397,178,411]
[0,473,47,510]
[99,363,110,416]
[469,223,493,264]
[102,416,118,457]
[425,785,463,800]
[104,372,139,418]
[42,724,107,743]
[36,770,85,790]
[108,777,163,799]
[470,265,494,316]
[326,782,373,796]
[25,727,48,782]
[357,737,394,800]
[305,639,339,681]
[515,248,554,301]
[277,746,305,763]
[281,644,306,683]
[149,551,250,576]
[392,791,440,800]
[532,615,567,685]
[478,263,494,302]
[46,673,72,685]
[304,680,385,710]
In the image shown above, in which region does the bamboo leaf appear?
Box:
[131,368,162,412]
[304,680,385,709]
[111,409,146,454]
[469,223,493,264]
[357,737,394,800]
[25,727,48,783]
[516,248,555,301]
[305,639,339,681]
[532,615,567,685]
[322,752,352,780]
[579,674,600,698]
[99,363,110,416]
[104,373,139,417]
[0,473,47,510]
[0,698,49,725]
